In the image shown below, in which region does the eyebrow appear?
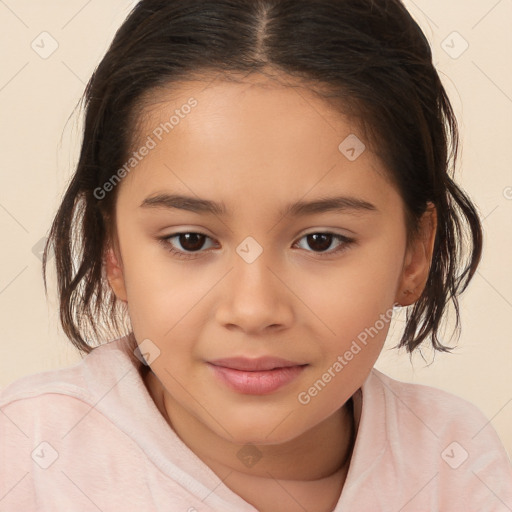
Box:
[139,193,379,217]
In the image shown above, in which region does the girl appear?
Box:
[1,0,511,510]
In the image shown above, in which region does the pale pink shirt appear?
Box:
[1,335,511,511]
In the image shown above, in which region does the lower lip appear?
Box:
[207,363,306,395]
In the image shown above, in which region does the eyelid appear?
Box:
[158,229,356,259]
[292,232,355,257]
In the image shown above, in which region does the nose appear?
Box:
[215,246,294,334]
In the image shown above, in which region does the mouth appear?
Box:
[207,357,308,395]
[209,356,305,371]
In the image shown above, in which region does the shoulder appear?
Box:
[0,336,140,435]
[365,368,509,454]
[355,368,512,510]
[368,368,490,429]
[0,335,144,467]
[0,337,161,510]
[0,336,136,407]
[0,360,87,408]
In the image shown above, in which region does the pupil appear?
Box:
[180,233,204,251]
[308,233,331,252]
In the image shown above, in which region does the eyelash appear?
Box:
[157,231,355,260]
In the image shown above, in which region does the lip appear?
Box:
[209,356,304,371]
[207,357,308,395]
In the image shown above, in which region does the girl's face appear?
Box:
[106,73,435,445]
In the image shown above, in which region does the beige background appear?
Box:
[0,0,511,458]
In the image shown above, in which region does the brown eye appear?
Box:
[294,232,355,257]
[176,233,207,252]
[159,231,355,260]
[159,232,216,259]
[305,233,333,252]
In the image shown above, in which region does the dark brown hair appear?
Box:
[43,0,483,355]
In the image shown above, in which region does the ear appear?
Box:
[104,238,128,303]
[395,202,437,307]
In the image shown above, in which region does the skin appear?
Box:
[105,72,437,512]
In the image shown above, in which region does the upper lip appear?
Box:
[208,357,306,371]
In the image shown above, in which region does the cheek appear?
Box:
[296,306,393,419]
[118,233,193,338]
[292,237,403,403]
[296,241,403,341]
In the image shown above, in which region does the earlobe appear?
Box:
[395,202,437,307]
[104,244,128,303]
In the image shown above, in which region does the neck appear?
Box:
[144,369,355,482]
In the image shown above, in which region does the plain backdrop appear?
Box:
[0,0,511,459]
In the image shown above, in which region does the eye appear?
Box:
[158,231,355,260]
[158,232,217,259]
[293,232,355,257]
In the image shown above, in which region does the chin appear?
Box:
[231,430,299,447]
[212,408,310,447]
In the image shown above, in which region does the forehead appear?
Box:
[137,73,352,146]
[118,73,400,216]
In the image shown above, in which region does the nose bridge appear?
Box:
[232,235,279,299]
[215,235,292,331]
